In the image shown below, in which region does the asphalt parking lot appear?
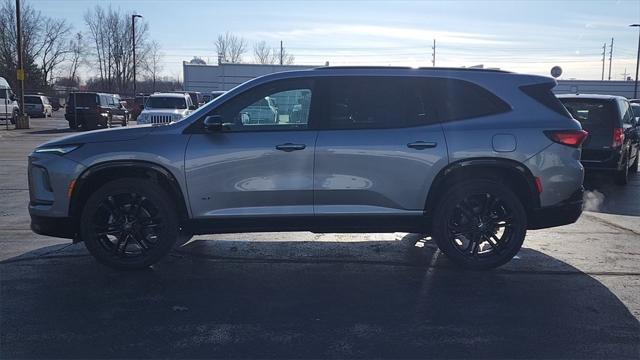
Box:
[1,112,639,358]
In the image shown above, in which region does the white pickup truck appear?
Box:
[0,77,20,124]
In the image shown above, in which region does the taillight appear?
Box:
[612,128,624,148]
[544,130,589,148]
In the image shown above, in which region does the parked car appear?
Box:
[65,92,129,130]
[48,97,62,111]
[29,67,586,270]
[558,94,639,184]
[0,77,19,124]
[631,102,640,121]
[24,95,53,118]
[172,91,203,108]
[210,90,226,101]
[136,93,195,124]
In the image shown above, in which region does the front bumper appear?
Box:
[30,214,76,239]
[528,187,584,230]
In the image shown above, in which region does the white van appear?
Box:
[0,77,19,124]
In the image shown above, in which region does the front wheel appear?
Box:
[81,179,179,270]
[10,110,17,124]
[432,180,527,270]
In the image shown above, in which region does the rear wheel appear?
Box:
[614,155,630,185]
[432,180,527,270]
[81,179,179,270]
[630,152,639,173]
[10,110,17,124]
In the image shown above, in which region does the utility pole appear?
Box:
[280,41,283,66]
[631,24,640,98]
[620,68,630,80]
[15,0,27,128]
[432,39,436,67]
[608,37,614,81]
[132,14,142,96]
[601,42,606,80]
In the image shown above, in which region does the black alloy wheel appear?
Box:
[81,179,178,269]
[433,180,527,270]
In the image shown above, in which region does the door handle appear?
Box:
[275,143,306,152]
[407,141,437,149]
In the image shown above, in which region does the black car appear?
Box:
[65,92,129,130]
[558,94,639,185]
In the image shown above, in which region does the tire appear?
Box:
[81,178,179,270]
[121,115,128,127]
[432,179,527,270]
[630,152,639,174]
[614,155,629,185]
[10,110,17,125]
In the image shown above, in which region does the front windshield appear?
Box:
[146,97,186,109]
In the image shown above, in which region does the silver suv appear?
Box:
[28,67,586,270]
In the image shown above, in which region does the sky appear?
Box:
[32,0,640,80]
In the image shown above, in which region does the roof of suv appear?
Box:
[556,93,626,101]
[150,93,188,98]
[313,66,510,73]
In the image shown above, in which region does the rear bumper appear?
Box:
[528,187,583,230]
[30,214,76,239]
[581,151,623,172]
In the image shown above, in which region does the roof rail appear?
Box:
[313,66,510,73]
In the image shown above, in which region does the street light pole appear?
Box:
[132,14,142,96]
[631,24,640,99]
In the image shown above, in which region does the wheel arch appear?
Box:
[69,160,190,238]
[424,157,540,228]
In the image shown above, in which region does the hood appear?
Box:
[37,125,155,148]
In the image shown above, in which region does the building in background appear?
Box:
[554,80,636,98]
[183,62,318,94]
[184,63,639,99]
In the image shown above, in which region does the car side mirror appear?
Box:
[189,104,197,110]
[9,94,16,101]
[634,117,640,127]
[204,115,227,132]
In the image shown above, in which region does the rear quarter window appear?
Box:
[424,78,511,122]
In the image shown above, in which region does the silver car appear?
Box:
[28,67,586,270]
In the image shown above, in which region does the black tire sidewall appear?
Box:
[432,180,527,270]
[81,178,179,270]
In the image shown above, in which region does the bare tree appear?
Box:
[0,0,51,89]
[143,41,163,92]
[215,32,246,63]
[253,41,276,64]
[252,40,294,65]
[67,32,85,83]
[189,56,206,64]
[38,17,72,86]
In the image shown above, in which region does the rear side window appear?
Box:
[619,100,633,125]
[321,77,431,129]
[24,96,42,104]
[425,78,511,122]
[68,93,98,107]
[521,82,571,118]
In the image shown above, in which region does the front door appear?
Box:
[185,78,318,219]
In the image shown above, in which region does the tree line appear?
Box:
[0,1,296,97]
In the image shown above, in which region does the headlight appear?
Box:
[34,144,82,155]
[137,114,149,123]
[172,114,184,121]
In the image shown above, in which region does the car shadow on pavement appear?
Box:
[26,128,77,135]
[1,235,638,359]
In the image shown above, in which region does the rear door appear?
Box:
[313,76,448,216]
[560,98,617,161]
